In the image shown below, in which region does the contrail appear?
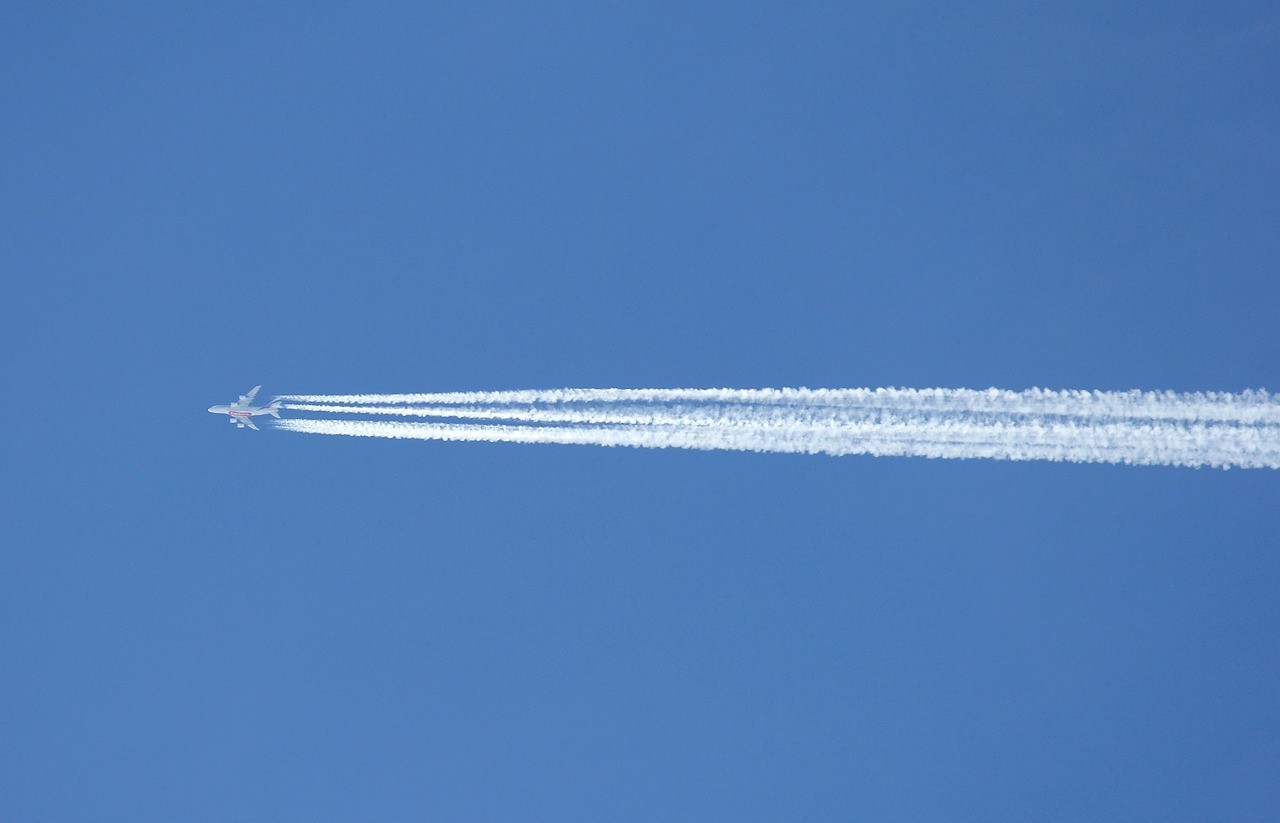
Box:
[279,387,1280,425]
[270,387,1280,469]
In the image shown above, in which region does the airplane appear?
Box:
[207,386,282,430]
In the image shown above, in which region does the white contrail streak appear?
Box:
[271,387,1280,469]
[279,387,1280,425]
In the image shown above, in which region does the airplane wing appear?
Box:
[237,385,262,406]
[241,418,260,431]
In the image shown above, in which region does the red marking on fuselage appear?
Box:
[230,410,252,417]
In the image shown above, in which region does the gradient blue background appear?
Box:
[4,3,1278,819]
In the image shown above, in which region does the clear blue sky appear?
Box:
[4,3,1279,819]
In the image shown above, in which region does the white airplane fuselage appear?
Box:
[209,386,280,430]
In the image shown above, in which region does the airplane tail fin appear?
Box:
[266,399,282,418]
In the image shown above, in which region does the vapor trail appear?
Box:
[272,387,1280,469]
[279,387,1280,425]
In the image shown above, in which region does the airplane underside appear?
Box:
[210,387,272,431]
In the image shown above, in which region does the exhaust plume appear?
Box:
[270,387,1280,469]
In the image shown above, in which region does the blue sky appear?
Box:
[3,2,1279,819]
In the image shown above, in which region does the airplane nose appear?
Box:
[207,406,218,413]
